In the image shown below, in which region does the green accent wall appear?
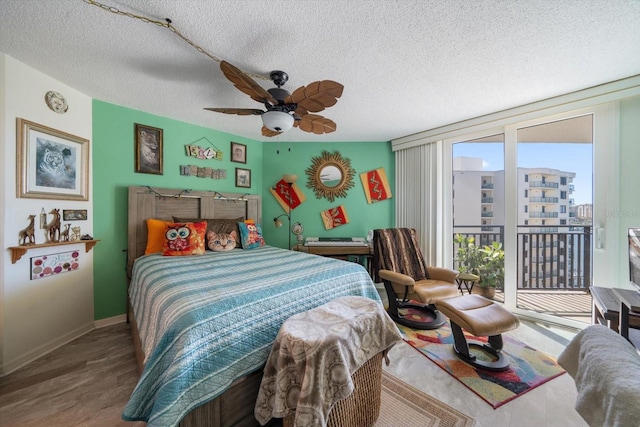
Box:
[92,100,394,320]
[261,141,394,249]
[92,100,263,319]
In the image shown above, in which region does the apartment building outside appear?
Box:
[453,157,592,290]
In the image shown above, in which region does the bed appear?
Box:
[122,186,381,427]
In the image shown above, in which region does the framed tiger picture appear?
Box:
[16,118,90,201]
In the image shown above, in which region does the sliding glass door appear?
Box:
[515,115,593,323]
[448,114,595,326]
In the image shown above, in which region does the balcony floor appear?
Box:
[492,289,592,324]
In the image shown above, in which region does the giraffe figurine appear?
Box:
[60,224,71,242]
[47,208,61,242]
[18,214,37,246]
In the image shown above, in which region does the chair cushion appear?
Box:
[414,279,460,303]
[436,295,519,336]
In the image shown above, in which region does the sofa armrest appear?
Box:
[426,267,459,283]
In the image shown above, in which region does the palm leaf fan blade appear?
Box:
[287,80,344,114]
[296,114,337,134]
[219,61,276,105]
[204,108,264,116]
[261,126,282,137]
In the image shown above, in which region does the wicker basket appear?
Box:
[283,351,383,427]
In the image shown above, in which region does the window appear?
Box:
[525,189,528,197]
[560,205,566,213]
[561,177,567,185]
[524,174,528,182]
[524,205,528,213]
[561,191,567,199]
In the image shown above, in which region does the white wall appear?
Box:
[1,54,94,375]
[617,96,640,288]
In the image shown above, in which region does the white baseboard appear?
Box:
[1,322,94,377]
[94,314,126,328]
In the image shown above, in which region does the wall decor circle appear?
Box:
[305,150,355,202]
[44,91,68,114]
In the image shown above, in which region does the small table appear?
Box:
[591,286,640,332]
[456,272,480,294]
[613,288,640,342]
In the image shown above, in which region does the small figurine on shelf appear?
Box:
[18,214,37,246]
[70,226,81,241]
[80,234,94,240]
[47,208,61,242]
[60,224,71,242]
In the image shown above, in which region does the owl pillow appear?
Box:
[162,221,207,256]
[238,222,266,250]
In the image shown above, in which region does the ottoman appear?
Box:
[435,294,520,371]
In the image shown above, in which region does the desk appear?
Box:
[591,286,640,332]
[613,288,640,342]
[294,244,373,277]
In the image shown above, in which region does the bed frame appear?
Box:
[126,185,265,427]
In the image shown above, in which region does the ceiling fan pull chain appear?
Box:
[81,0,269,81]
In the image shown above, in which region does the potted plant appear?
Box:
[453,234,505,299]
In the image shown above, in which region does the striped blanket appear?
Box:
[122,246,380,427]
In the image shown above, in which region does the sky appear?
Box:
[453,142,593,205]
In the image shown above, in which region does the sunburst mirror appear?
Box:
[305,151,356,202]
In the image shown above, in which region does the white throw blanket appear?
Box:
[254,296,403,427]
[558,324,640,426]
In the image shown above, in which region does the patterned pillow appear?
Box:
[173,216,244,248]
[238,222,266,249]
[162,221,207,256]
[206,230,238,252]
[145,218,171,254]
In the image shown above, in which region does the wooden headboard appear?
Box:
[126,185,262,276]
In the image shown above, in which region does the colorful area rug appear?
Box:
[397,317,566,409]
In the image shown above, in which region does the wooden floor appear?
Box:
[0,323,145,427]
[0,288,593,427]
[1,310,589,427]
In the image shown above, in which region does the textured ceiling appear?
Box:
[1,0,640,142]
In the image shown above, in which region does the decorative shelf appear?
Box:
[8,239,100,264]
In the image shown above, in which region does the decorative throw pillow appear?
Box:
[173,216,244,248]
[238,222,266,250]
[206,230,238,252]
[145,218,171,254]
[162,221,207,256]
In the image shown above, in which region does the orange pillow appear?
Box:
[162,221,207,256]
[145,218,171,254]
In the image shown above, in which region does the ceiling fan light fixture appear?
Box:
[262,111,294,133]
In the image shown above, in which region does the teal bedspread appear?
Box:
[122,246,380,427]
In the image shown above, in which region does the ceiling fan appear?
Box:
[205,61,344,137]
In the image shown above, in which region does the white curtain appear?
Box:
[394,141,443,266]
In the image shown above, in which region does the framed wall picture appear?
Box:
[231,142,247,163]
[62,209,88,221]
[16,118,90,201]
[134,123,163,174]
[235,167,251,188]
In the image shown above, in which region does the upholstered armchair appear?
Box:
[373,228,459,329]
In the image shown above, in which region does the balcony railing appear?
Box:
[529,212,559,218]
[453,225,592,291]
[481,197,494,203]
[530,181,559,188]
[529,197,559,203]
